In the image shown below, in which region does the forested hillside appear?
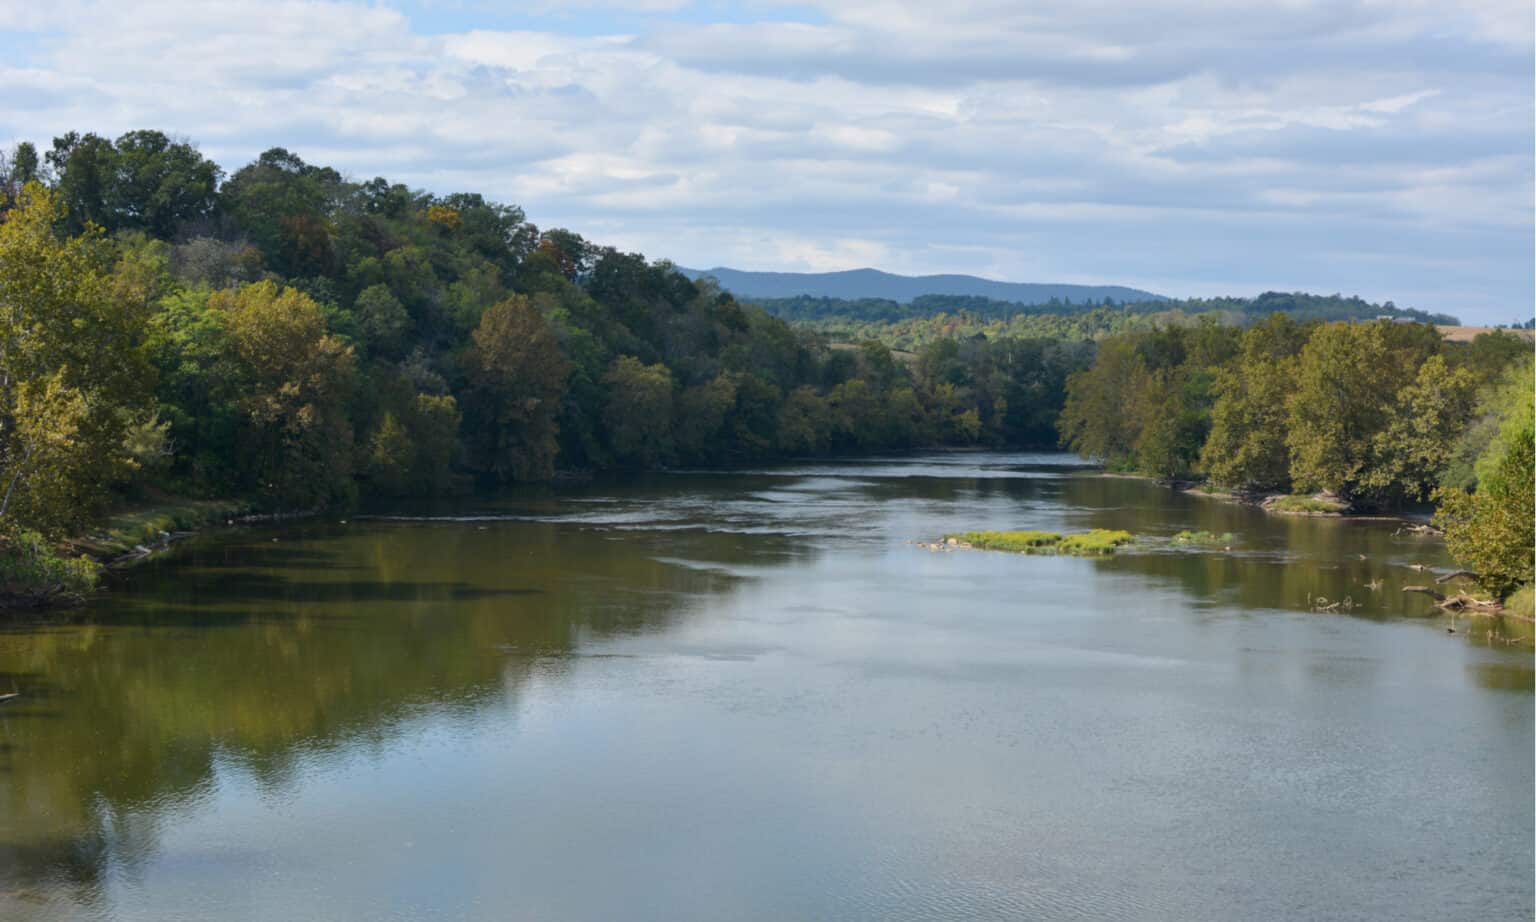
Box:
[1058,316,1533,601]
[749,291,1458,351]
[0,130,1093,590]
[0,129,1526,607]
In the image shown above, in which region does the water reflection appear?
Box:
[0,453,1528,921]
[0,521,775,914]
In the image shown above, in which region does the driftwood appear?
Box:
[1394,523,1444,537]
[1434,570,1480,584]
[1403,586,1502,613]
[0,692,18,704]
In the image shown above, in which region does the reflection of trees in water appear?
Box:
[0,519,790,906]
[1051,476,1473,619]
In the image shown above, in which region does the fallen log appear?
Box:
[1434,570,1480,584]
[1403,586,1503,613]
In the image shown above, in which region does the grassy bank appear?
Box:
[1503,585,1535,619]
[67,496,252,562]
[2,495,254,611]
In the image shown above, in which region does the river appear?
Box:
[1,453,1530,920]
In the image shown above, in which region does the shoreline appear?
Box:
[2,499,320,613]
[1091,470,1437,524]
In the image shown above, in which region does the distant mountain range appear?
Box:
[676,267,1166,305]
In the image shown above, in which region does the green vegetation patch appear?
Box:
[1502,584,1534,619]
[945,528,1134,556]
[0,530,101,607]
[1172,530,1236,546]
[1056,530,1135,555]
[947,530,1063,552]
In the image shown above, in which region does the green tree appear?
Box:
[215,281,356,508]
[364,412,414,495]
[405,393,461,494]
[676,373,738,462]
[1134,370,1207,480]
[1060,337,1146,466]
[463,296,571,481]
[107,130,222,237]
[219,148,338,278]
[0,185,154,535]
[777,386,833,455]
[1434,431,1534,600]
[1286,321,1439,505]
[602,356,675,466]
[1361,355,1476,501]
[1201,316,1310,490]
[1442,357,1536,492]
[353,284,410,358]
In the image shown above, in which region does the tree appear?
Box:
[353,284,410,358]
[1201,316,1310,491]
[1442,356,1535,492]
[602,356,675,466]
[0,185,154,535]
[1286,321,1439,504]
[1434,430,1534,600]
[1362,355,1475,502]
[219,148,338,277]
[675,373,738,462]
[42,131,221,237]
[463,296,571,481]
[214,281,356,507]
[363,412,414,495]
[1134,370,1206,480]
[107,130,222,237]
[406,393,460,494]
[1,141,40,208]
[1060,337,1146,465]
[777,386,833,455]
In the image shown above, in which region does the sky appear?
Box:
[1,0,1532,322]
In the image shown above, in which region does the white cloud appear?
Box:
[0,0,1529,320]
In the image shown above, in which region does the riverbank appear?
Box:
[2,495,316,611]
[1098,471,1424,520]
[66,495,255,566]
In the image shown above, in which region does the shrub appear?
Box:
[0,530,100,604]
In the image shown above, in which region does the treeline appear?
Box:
[751,290,1458,327]
[1060,316,1533,599]
[0,129,1096,589]
[796,307,1228,351]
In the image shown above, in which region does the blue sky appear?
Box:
[2,0,1532,322]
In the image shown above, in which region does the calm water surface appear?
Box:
[1,453,1531,920]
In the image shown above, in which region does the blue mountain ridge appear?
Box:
[676,266,1167,305]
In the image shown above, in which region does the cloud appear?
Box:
[0,0,1529,321]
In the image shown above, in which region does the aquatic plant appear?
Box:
[1056,530,1135,555]
[1172,530,1236,546]
[944,529,1135,556]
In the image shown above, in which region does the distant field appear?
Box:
[1437,326,1534,343]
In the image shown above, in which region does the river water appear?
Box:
[1,453,1530,920]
